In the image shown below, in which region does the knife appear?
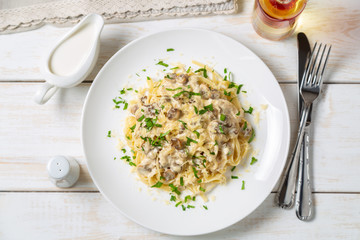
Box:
[295,32,313,220]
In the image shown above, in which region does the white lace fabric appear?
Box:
[0,0,237,34]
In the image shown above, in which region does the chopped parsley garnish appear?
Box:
[248,129,255,143]
[156,61,169,67]
[219,124,225,134]
[214,140,218,146]
[147,76,150,80]
[113,96,127,109]
[155,109,159,115]
[236,111,241,116]
[193,130,200,138]
[142,69,146,72]
[250,157,258,165]
[166,74,173,79]
[144,117,162,131]
[224,68,227,74]
[192,167,199,178]
[126,136,130,140]
[135,90,139,93]
[167,48,174,52]
[170,66,179,70]
[186,66,191,73]
[202,160,206,168]
[178,120,188,129]
[129,162,136,166]
[210,152,215,155]
[199,109,207,115]
[243,121,248,130]
[137,115,145,122]
[135,73,140,77]
[204,104,213,111]
[169,183,181,195]
[170,195,177,202]
[159,176,165,180]
[186,137,198,146]
[180,177,184,186]
[187,205,195,209]
[224,75,227,81]
[127,88,133,91]
[195,67,208,78]
[203,205,208,210]
[243,106,253,114]
[194,106,198,114]
[192,196,196,201]
[224,90,231,96]
[182,205,186,211]
[107,130,111,137]
[175,201,182,207]
[242,180,245,190]
[228,82,236,88]
[231,176,239,179]
[197,179,202,183]
[121,148,126,153]
[161,105,165,109]
[151,181,163,188]
[237,84,243,94]
[184,195,192,203]
[113,157,116,160]
[172,90,201,98]
[199,186,206,192]
[220,114,226,121]
[120,89,126,94]
[231,166,236,171]
[123,102,128,110]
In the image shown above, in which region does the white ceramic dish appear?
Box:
[81,29,290,236]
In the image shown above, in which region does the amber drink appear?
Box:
[252,0,307,41]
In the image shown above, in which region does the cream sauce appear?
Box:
[49,23,96,76]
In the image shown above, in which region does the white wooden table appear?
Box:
[1,0,360,239]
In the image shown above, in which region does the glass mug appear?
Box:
[252,0,307,41]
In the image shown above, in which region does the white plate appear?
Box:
[81,29,290,236]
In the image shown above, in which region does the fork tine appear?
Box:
[301,42,317,88]
[316,45,332,88]
[312,44,328,86]
[308,43,322,85]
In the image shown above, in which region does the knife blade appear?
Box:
[295,32,313,220]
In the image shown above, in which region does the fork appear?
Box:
[276,43,331,209]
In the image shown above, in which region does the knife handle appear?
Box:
[296,130,313,220]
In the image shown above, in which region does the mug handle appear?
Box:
[34,82,59,105]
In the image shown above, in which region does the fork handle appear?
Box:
[296,129,313,220]
[276,104,310,208]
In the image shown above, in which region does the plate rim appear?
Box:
[81,28,290,236]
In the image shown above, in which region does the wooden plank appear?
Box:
[0,82,359,192]
[0,192,359,239]
[0,0,359,83]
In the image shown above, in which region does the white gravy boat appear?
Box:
[34,14,104,104]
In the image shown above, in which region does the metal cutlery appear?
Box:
[296,32,313,220]
[276,42,331,209]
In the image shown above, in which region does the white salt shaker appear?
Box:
[47,155,80,188]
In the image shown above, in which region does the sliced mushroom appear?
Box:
[167,108,182,120]
[130,104,139,115]
[171,138,184,150]
[199,84,211,99]
[162,169,176,181]
[177,74,189,85]
[137,158,156,177]
[239,118,252,137]
[140,96,148,104]
[164,73,177,83]
[210,89,221,99]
